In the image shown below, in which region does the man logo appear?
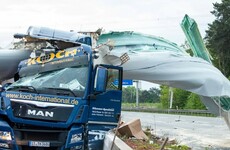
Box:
[27,109,54,117]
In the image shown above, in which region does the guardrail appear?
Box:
[122,107,215,117]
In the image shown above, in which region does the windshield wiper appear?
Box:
[43,87,76,97]
[7,85,38,93]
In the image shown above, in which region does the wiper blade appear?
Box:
[7,85,38,93]
[43,87,76,97]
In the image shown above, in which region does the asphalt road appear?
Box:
[121,111,230,150]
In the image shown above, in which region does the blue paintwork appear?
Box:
[0,42,122,149]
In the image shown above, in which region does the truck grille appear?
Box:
[11,100,73,122]
[13,126,68,150]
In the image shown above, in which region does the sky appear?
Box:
[0,0,222,89]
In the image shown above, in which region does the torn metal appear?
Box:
[1,16,230,129]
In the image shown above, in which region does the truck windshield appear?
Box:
[7,66,88,97]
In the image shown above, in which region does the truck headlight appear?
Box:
[0,131,12,141]
[0,142,9,148]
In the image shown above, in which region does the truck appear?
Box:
[0,27,123,150]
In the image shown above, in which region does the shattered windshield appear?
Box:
[7,66,88,97]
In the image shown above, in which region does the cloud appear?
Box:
[0,0,221,47]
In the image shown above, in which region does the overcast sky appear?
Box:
[0,0,221,47]
[0,0,222,89]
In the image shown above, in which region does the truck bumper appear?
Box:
[0,120,85,150]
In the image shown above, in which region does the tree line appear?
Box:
[159,86,206,110]
[122,85,206,110]
[205,0,230,78]
[122,86,160,103]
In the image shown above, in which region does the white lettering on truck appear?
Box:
[27,109,54,117]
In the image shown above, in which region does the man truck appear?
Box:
[0,27,123,150]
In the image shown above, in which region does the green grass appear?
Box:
[122,102,162,109]
[120,129,191,150]
[121,102,215,117]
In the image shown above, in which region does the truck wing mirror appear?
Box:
[95,67,108,93]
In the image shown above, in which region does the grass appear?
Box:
[122,102,162,109]
[122,102,215,117]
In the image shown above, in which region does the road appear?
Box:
[121,111,230,150]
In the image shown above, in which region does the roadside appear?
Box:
[122,102,215,117]
[116,117,191,150]
[121,111,230,149]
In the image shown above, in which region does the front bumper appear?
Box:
[0,121,85,150]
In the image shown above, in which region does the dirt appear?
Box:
[118,130,191,150]
[123,138,159,150]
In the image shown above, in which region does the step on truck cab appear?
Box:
[0,27,123,150]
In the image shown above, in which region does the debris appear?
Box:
[118,119,149,140]
[160,137,169,150]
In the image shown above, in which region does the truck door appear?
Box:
[88,65,122,124]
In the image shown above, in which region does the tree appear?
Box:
[160,85,190,109]
[122,86,136,103]
[160,85,170,108]
[185,93,206,110]
[148,87,160,103]
[205,0,230,77]
[139,90,151,103]
[160,86,206,110]
[122,86,160,103]
[139,87,160,103]
[171,88,190,109]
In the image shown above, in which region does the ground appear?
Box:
[119,129,191,150]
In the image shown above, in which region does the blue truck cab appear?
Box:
[0,27,123,150]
